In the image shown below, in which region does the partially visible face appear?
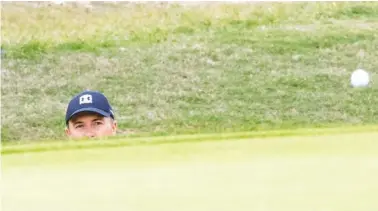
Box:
[65,111,117,139]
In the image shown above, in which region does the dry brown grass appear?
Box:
[2,2,378,142]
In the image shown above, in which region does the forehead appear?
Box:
[70,112,105,123]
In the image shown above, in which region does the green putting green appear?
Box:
[3,130,378,211]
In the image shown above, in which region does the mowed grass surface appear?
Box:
[3,132,378,211]
[2,2,378,142]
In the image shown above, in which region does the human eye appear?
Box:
[75,124,84,129]
[94,121,103,126]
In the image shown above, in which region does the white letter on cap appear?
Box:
[79,94,92,104]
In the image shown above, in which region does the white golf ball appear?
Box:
[351,69,370,87]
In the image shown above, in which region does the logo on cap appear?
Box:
[79,94,92,105]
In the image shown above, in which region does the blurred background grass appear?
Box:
[2,1,378,142]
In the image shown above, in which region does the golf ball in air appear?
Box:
[351,69,370,87]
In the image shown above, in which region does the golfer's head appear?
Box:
[65,90,117,139]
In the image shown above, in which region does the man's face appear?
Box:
[65,111,117,139]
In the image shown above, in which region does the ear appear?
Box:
[65,126,71,137]
[112,120,117,135]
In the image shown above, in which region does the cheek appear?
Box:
[97,123,114,134]
[70,129,83,136]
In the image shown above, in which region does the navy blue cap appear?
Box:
[65,90,115,125]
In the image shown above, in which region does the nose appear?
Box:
[84,129,96,138]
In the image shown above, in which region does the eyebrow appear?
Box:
[72,120,84,125]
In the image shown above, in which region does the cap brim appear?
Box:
[67,108,111,123]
